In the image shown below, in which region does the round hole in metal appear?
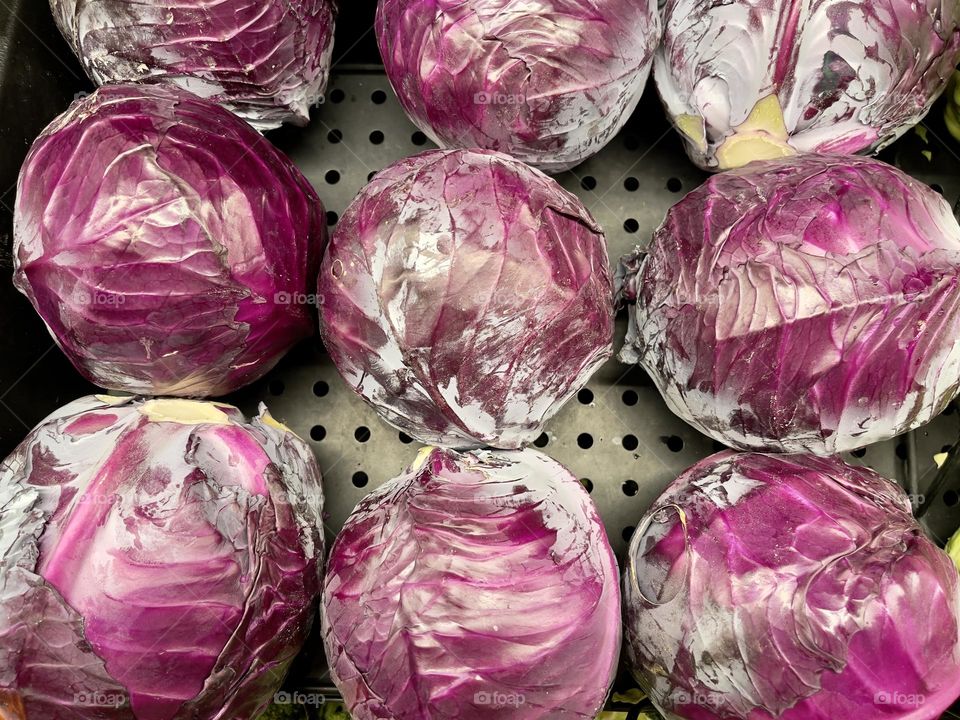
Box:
[663,435,684,452]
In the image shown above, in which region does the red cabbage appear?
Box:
[14,84,325,398]
[376,0,661,172]
[50,0,336,130]
[319,148,613,448]
[322,447,621,719]
[624,451,960,720]
[0,396,324,720]
[620,154,960,454]
[657,0,960,170]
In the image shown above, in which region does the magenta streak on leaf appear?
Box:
[773,0,805,88]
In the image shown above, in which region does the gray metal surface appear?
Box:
[243,71,960,695]
[247,67,960,566]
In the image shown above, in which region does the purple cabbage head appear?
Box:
[319,148,613,448]
[50,0,336,130]
[623,451,960,720]
[657,0,960,170]
[375,0,661,172]
[620,154,960,454]
[322,447,621,719]
[14,83,325,398]
[0,395,324,720]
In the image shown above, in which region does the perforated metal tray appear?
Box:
[2,1,958,711]
[228,68,960,701]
